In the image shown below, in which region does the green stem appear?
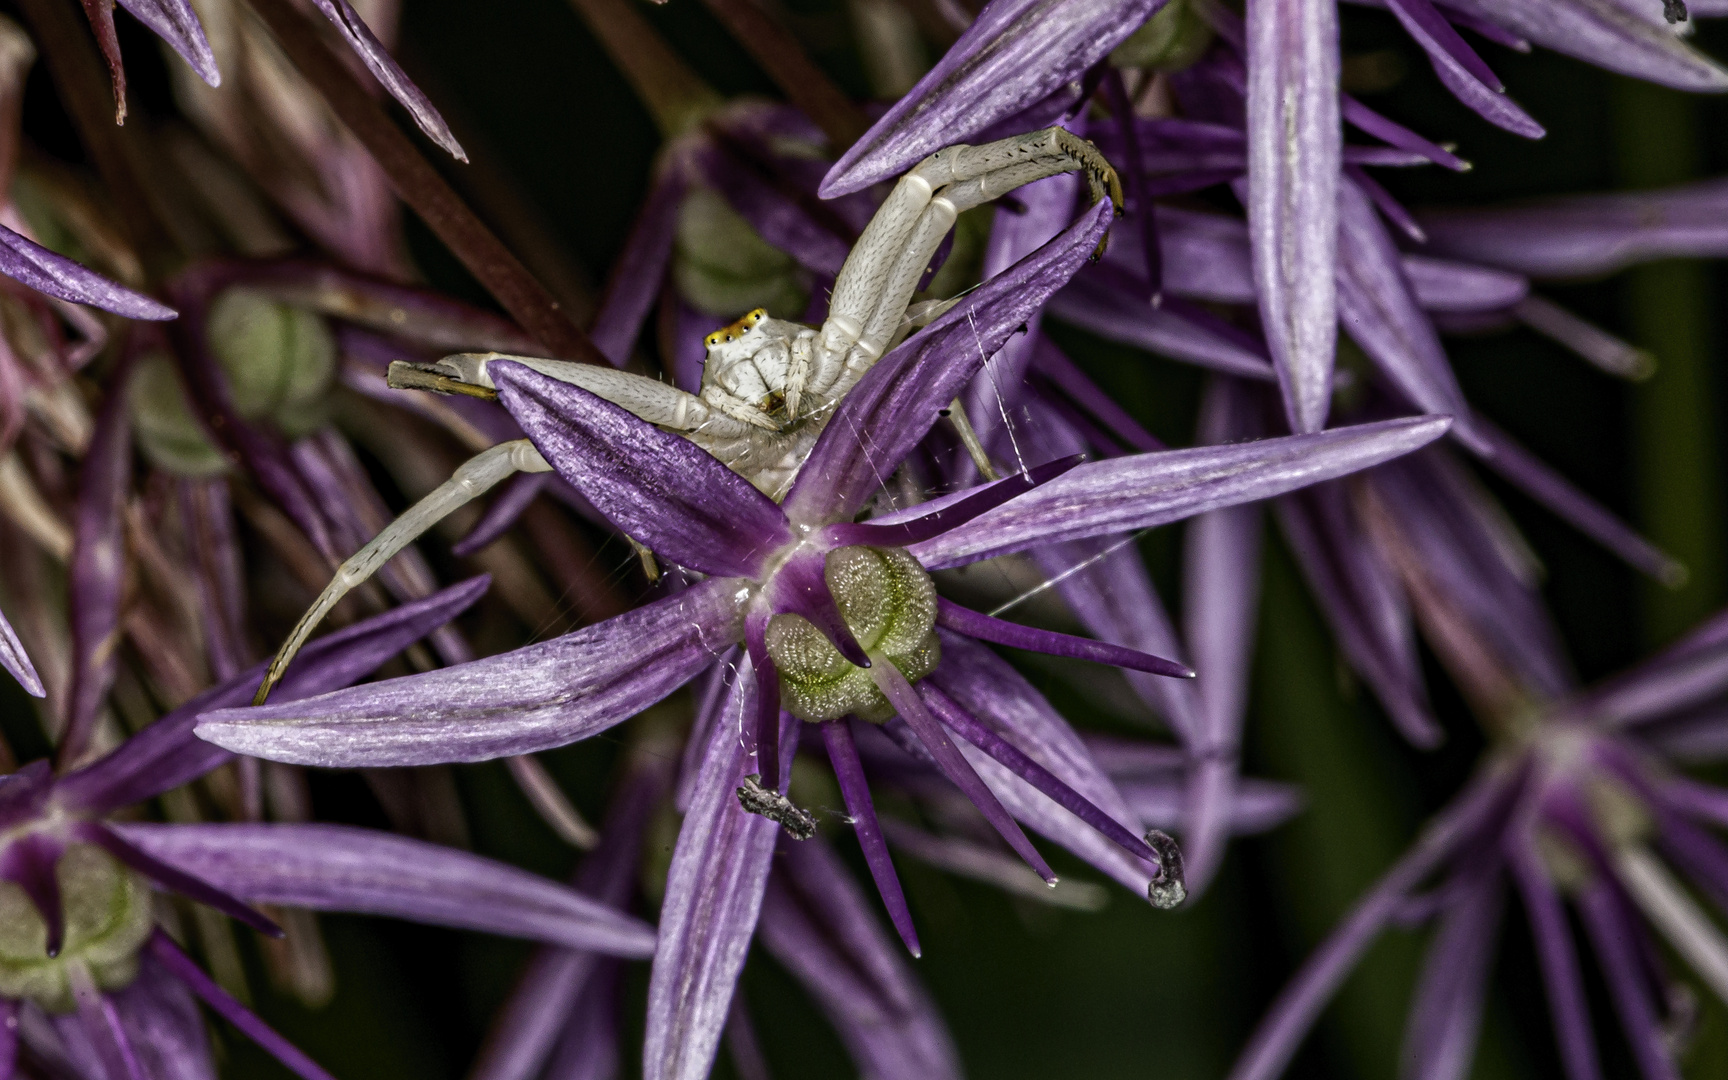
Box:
[1609,79,1725,647]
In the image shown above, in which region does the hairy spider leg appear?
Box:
[252,438,551,705]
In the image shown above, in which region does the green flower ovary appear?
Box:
[767,546,940,722]
[131,287,336,475]
[0,843,154,1011]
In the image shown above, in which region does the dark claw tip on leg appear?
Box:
[1145,829,1186,909]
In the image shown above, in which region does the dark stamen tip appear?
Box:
[737,774,818,840]
[1145,829,1186,910]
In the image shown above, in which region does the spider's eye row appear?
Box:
[702,308,770,351]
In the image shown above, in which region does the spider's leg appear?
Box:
[252,439,550,705]
[700,384,784,431]
[784,331,816,420]
[433,353,716,432]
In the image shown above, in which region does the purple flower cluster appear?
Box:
[1,0,1726,1076]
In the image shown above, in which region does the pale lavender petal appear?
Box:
[543,964,622,1080]
[147,932,338,1080]
[1181,377,1264,891]
[1049,268,1278,379]
[1443,0,1728,90]
[1246,0,1341,432]
[1115,773,1304,834]
[1401,256,1529,313]
[1513,296,1653,379]
[1277,485,1441,746]
[116,0,219,87]
[0,1000,12,1077]
[197,576,747,767]
[1384,0,1544,138]
[304,0,466,160]
[1399,867,1502,1080]
[907,416,1452,569]
[1227,772,1518,1080]
[1030,337,1168,451]
[643,668,794,1080]
[0,600,43,698]
[783,201,1112,525]
[61,347,133,768]
[1575,881,1682,1080]
[1569,609,1728,728]
[1422,178,1728,279]
[592,165,688,366]
[930,633,1156,896]
[1341,96,1470,172]
[1507,837,1603,1080]
[113,823,656,955]
[1471,415,1685,585]
[758,837,963,1080]
[106,955,217,1080]
[1336,177,1486,453]
[1346,163,1427,244]
[59,576,491,813]
[819,0,1168,195]
[82,823,281,937]
[494,362,793,579]
[71,977,145,1080]
[0,225,174,320]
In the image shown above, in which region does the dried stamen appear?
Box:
[1145,829,1187,909]
[736,774,817,840]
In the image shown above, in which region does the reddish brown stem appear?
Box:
[244,0,603,364]
[695,0,870,151]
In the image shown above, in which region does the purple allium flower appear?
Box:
[198,196,1447,1078]
[1224,446,1728,1080]
[0,580,658,1080]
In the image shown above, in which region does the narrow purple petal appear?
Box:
[109,956,219,1080]
[63,352,139,768]
[1513,296,1653,379]
[643,671,794,1080]
[304,0,467,160]
[1277,485,1441,746]
[907,416,1452,569]
[1346,163,1426,244]
[1335,176,1486,452]
[0,1000,13,1078]
[116,0,219,86]
[824,720,920,956]
[196,576,747,767]
[877,662,1056,883]
[743,613,784,788]
[542,963,623,1080]
[1507,838,1604,1080]
[1422,178,1728,278]
[1181,377,1265,890]
[758,837,963,1080]
[147,933,339,1080]
[113,823,656,955]
[1227,772,1518,1080]
[1472,415,1686,585]
[819,0,1168,196]
[1399,866,1503,1080]
[935,597,1192,677]
[783,201,1112,525]
[1031,338,1168,451]
[699,140,852,277]
[494,361,793,578]
[925,683,1163,867]
[927,633,1157,895]
[592,165,688,366]
[1340,96,1469,172]
[71,978,146,1080]
[1385,0,1546,138]
[1049,268,1278,379]
[1246,0,1341,432]
[1575,881,1683,1080]
[0,605,42,697]
[0,224,175,319]
[826,457,1081,549]
[2,834,64,957]
[1443,0,1728,90]
[80,823,282,937]
[59,576,491,813]
[1401,255,1529,313]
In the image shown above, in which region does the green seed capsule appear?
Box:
[674,186,809,319]
[1110,0,1212,73]
[768,546,941,722]
[0,843,154,1011]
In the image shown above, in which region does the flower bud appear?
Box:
[674,186,808,319]
[768,546,940,722]
[1110,0,1211,73]
[0,843,154,1011]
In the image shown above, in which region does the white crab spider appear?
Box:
[252,127,1119,704]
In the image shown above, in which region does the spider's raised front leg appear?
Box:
[252,437,551,705]
[810,127,1123,402]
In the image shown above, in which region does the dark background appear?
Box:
[8,1,1727,1076]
